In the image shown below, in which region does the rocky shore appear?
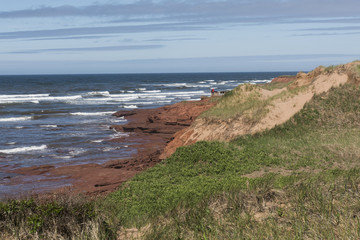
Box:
[5,97,216,196]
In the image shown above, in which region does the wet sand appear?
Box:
[1,97,216,197]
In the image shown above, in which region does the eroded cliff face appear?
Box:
[162,61,360,159]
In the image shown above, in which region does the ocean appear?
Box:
[0,72,295,195]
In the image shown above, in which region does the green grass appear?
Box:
[323,64,341,74]
[100,83,360,238]
[354,64,360,78]
[144,169,360,239]
[200,84,270,123]
[2,83,360,239]
[260,77,295,91]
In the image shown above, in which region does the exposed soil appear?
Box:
[163,63,353,153]
[2,97,216,197]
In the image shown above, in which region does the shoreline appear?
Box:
[1,97,217,197]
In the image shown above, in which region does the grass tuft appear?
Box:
[0,195,117,239]
[200,84,270,123]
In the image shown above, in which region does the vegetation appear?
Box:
[2,82,360,239]
[200,84,270,123]
[324,65,337,74]
[0,195,115,239]
[259,79,294,91]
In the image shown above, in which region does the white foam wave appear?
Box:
[137,88,146,91]
[0,95,82,104]
[40,125,58,128]
[86,91,110,96]
[251,79,272,83]
[110,132,130,139]
[123,105,137,109]
[70,111,114,116]
[110,118,127,123]
[176,96,191,99]
[0,145,47,154]
[103,146,125,152]
[91,139,104,143]
[91,91,205,101]
[0,116,32,122]
[54,155,72,159]
[140,95,167,99]
[129,101,155,105]
[142,90,161,93]
[159,83,187,87]
[0,94,50,98]
[69,149,86,156]
[45,95,83,101]
[0,100,40,104]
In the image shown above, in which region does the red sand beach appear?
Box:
[3,97,216,197]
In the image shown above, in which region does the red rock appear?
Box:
[2,97,216,197]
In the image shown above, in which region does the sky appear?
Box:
[0,0,359,74]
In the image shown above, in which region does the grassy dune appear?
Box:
[105,83,360,239]
[2,82,360,239]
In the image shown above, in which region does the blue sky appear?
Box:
[0,0,359,74]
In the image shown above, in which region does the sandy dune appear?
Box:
[163,62,360,158]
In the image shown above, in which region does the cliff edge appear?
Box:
[162,61,360,158]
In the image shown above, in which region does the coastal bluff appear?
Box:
[6,61,359,196]
[162,61,360,158]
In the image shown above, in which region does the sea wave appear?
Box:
[40,125,58,128]
[85,91,110,97]
[123,105,138,109]
[251,79,272,83]
[70,111,114,116]
[0,145,47,154]
[64,91,206,105]
[0,94,50,98]
[158,83,187,87]
[142,90,161,93]
[69,148,87,156]
[0,95,82,104]
[0,116,32,122]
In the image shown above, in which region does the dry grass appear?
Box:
[260,79,295,91]
[0,194,116,240]
[142,170,360,239]
[201,84,270,123]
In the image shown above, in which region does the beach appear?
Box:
[0,72,286,197]
[6,97,216,196]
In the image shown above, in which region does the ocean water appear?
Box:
[0,72,295,195]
